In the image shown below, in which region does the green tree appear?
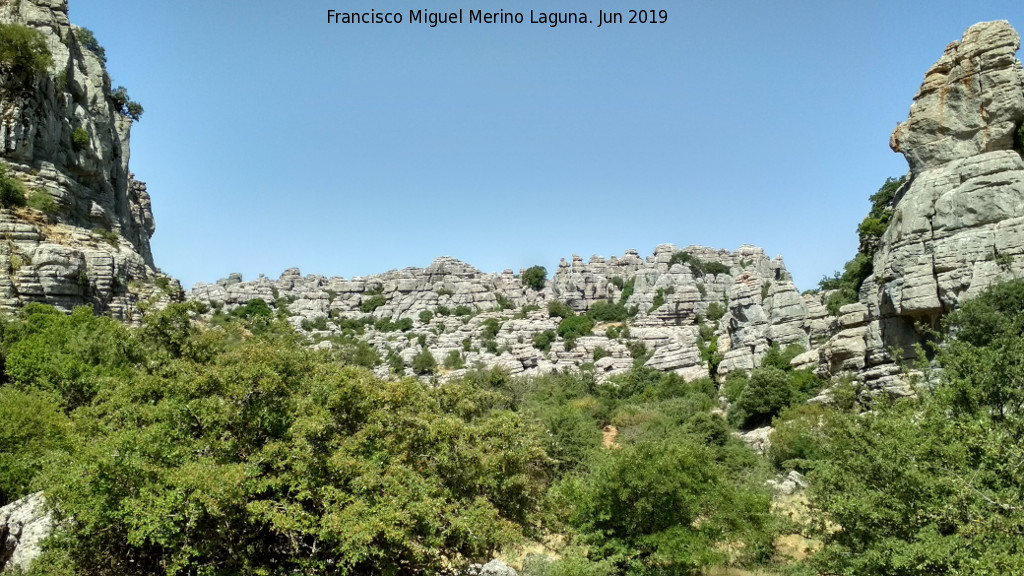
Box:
[412,347,437,375]
[728,367,793,429]
[547,300,574,319]
[72,26,106,63]
[558,438,772,573]
[522,266,547,291]
[0,23,53,75]
[557,315,594,340]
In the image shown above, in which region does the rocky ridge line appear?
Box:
[190,244,830,381]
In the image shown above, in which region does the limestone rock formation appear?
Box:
[190,244,821,382]
[825,20,1024,388]
[0,0,171,320]
[0,492,52,573]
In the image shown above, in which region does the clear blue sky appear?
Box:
[68,2,1022,291]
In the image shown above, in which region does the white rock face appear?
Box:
[825,20,1024,386]
[0,492,53,573]
[0,0,167,320]
[190,245,820,382]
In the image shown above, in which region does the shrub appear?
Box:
[111,86,144,121]
[547,300,574,318]
[668,252,731,277]
[522,265,547,291]
[627,340,650,366]
[668,250,701,272]
[767,403,826,472]
[300,316,328,332]
[360,293,386,313]
[728,367,793,429]
[618,277,635,305]
[375,317,413,333]
[706,301,726,322]
[559,438,773,573]
[71,127,90,151]
[517,304,540,318]
[484,339,499,354]
[722,371,749,403]
[760,342,805,371]
[532,330,556,352]
[453,305,474,317]
[704,262,731,275]
[0,165,28,208]
[26,190,58,215]
[557,315,594,340]
[0,23,52,75]
[412,347,437,375]
[538,404,600,474]
[443,350,464,370]
[91,227,119,248]
[858,216,887,237]
[648,288,666,313]
[482,317,502,339]
[329,336,380,368]
[418,309,434,324]
[0,388,71,505]
[435,305,451,316]
[820,252,872,315]
[494,292,513,310]
[72,26,106,63]
[232,298,272,320]
[592,346,610,361]
[761,281,771,300]
[585,300,628,322]
[609,276,624,290]
[683,411,731,447]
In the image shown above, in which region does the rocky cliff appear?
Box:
[824,20,1024,392]
[0,0,171,320]
[190,244,828,381]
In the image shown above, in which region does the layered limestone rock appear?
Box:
[190,244,821,381]
[0,492,52,573]
[0,0,170,320]
[824,20,1024,387]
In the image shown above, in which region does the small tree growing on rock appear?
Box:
[522,266,547,291]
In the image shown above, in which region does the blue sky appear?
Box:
[68,2,1022,291]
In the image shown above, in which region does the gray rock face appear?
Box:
[190,245,820,382]
[0,492,53,574]
[824,20,1024,386]
[0,0,167,320]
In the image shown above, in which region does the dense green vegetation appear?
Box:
[769,278,1024,574]
[668,252,730,277]
[5,277,1024,574]
[819,176,906,315]
[0,303,549,575]
[72,26,106,63]
[71,127,89,151]
[0,163,28,208]
[0,301,780,575]
[111,86,144,121]
[522,266,547,291]
[0,22,52,75]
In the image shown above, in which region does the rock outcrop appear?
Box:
[190,244,825,382]
[0,492,52,573]
[825,20,1024,389]
[0,0,172,320]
